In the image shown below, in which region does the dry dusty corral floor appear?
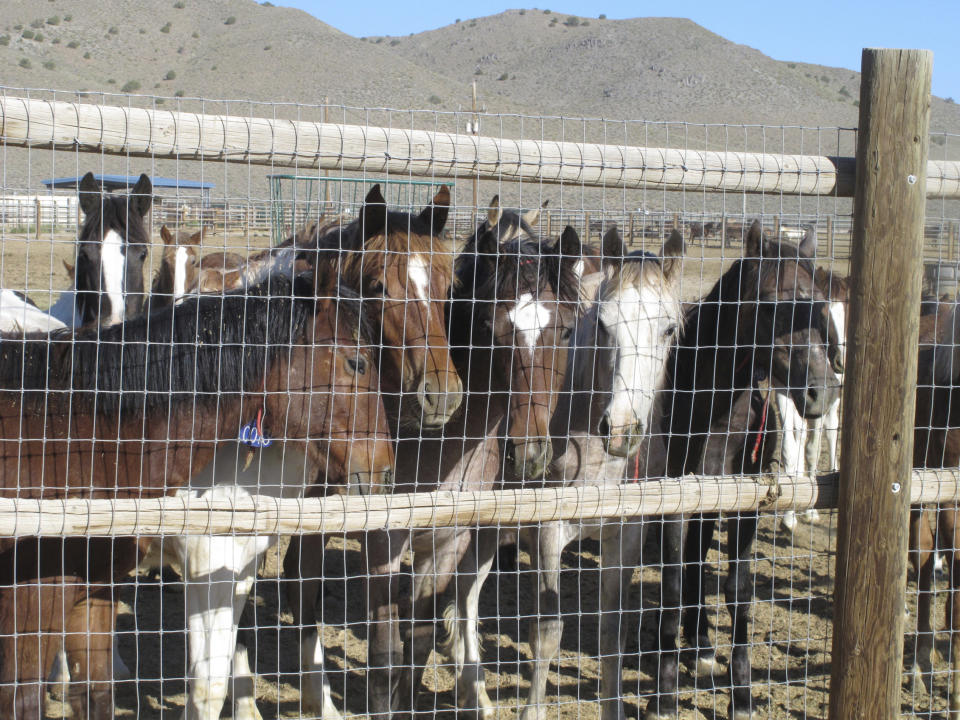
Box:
[35,513,958,720]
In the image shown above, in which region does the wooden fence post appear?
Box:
[829,48,932,719]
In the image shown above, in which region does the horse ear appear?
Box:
[160,225,174,245]
[188,230,203,246]
[487,195,503,227]
[129,174,153,217]
[78,172,100,216]
[746,220,766,258]
[798,224,817,258]
[662,228,686,280]
[522,199,548,227]
[476,226,498,258]
[416,184,450,235]
[602,225,626,261]
[360,184,388,243]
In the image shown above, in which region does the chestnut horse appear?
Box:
[0,268,394,719]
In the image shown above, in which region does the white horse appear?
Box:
[440,226,685,720]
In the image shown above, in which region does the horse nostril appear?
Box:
[807,387,820,403]
[598,415,611,438]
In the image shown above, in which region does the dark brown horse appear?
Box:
[0,172,151,333]
[0,268,394,719]
[911,295,960,712]
[359,197,584,720]
[649,220,842,720]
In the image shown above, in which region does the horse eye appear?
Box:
[560,327,572,341]
[347,356,367,375]
[367,280,385,296]
[663,324,677,339]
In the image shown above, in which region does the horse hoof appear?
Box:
[695,654,723,678]
[781,511,798,533]
[802,508,820,523]
[728,700,756,720]
[643,701,678,720]
[643,710,678,720]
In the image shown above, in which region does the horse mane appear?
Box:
[312,210,455,291]
[0,272,370,417]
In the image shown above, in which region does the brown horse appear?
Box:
[359,197,583,720]
[277,184,466,716]
[911,295,960,712]
[0,268,394,719]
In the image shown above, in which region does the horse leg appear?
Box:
[365,528,411,720]
[183,534,264,720]
[599,518,645,720]
[519,522,566,720]
[775,390,805,532]
[644,514,686,720]
[801,416,822,522]
[439,526,497,720]
[909,506,935,692]
[939,506,960,713]
[681,514,721,678]
[63,586,116,720]
[725,514,760,720]
[283,533,342,719]
[0,583,59,720]
[231,644,264,720]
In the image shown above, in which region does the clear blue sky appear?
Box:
[285,0,958,100]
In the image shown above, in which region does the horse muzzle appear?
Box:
[598,414,646,458]
[416,375,464,429]
[506,438,553,480]
[346,466,394,496]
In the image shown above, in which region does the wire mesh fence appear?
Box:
[0,81,958,719]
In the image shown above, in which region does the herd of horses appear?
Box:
[0,171,956,720]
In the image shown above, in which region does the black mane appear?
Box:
[0,273,368,417]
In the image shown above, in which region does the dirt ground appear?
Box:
[0,228,944,719]
[39,514,954,720]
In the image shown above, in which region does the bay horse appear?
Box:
[0,267,394,720]
[358,197,582,720]
[445,225,685,720]
[0,172,150,332]
[648,220,842,720]
[131,185,459,720]
[910,295,960,712]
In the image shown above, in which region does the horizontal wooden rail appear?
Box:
[3,97,959,197]
[0,469,956,537]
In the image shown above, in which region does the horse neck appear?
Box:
[554,306,608,435]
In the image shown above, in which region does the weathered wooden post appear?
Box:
[829,48,932,719]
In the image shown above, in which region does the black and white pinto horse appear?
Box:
[441,226,686,720]
[0,172,150,332]
[646,220,842,719]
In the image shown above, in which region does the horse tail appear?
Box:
[439,601,459,660]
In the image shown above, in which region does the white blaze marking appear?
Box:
[508,292,551,350]
[101,229,126,325]
[173,246,189,301]
[408,254,430,300]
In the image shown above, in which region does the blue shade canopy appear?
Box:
[41,175,214,192]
